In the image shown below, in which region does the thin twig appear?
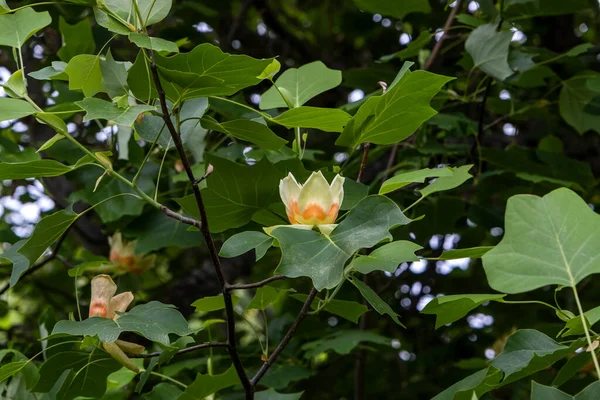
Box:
[160,206,201,228]
[226,275,286,291]
[146,49,253,398]
[473,79,492,179]
[357,143,370,184]
[129,342,228,358]
[0,228,70,296]
[251,287,318,386]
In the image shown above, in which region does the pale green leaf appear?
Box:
[419,165,473,198]
[65,54,104,97]
[246,286,285,311]
[52,301,192,345]
[0,157,97,180]
[94,0,172,33]
[29,61,69,81]
[192,295,240,313]
[37,134,65,153]
[36,112,69,136]
[465,24,514,81]
[421,294,506,329]
[100,50,131,99]
[3,69,26,98]
[0,240,29,288]
[559,73,600,135]
[379,167,454,195]
[0,8,51,48]
[75,98,154,126]
[483,188,600,294]
[129,32,179,53]
[260,61,342,109]
[351,241,422,274]
[291,294,367,323]
[432,367,502,400]
[57,16,96,62]
[433,246,493,260]
[257,59,281,80]
[271,107,351,133]
[0,98,37,122]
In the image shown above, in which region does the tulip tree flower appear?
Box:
[108,232,156,275]
[278,171,344,235]
[89,274,144,372]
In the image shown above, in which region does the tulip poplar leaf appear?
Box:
[271,195,411,290]
[419,165,473,198]
[260,61,342,109]
[219,231,274,261]
[271,107,351,133]
[379,167,454,195]
[0,7,51,48]
[301,330,390,359]
[192,295,240,313]
[421,294,506,329]
[75,98,155,127]
[432,367,502,400]
[336,70,453,147]
[434,246,493,260]
[57,16,96,62]
[532,381,600,399]
[465,24,515,81]
[246,286,286,311]
[348,275,405,327]
[129,33,179,53]
[65,54,105,97]
[292,294,368,323]
[255,389,304,400]
[0,98,37,122]
[52,301,192,345]
[351,241,422,274]
[483,188,600,294]
[0,240,29,288]
[177,365,240,400]
[201,115,286,150]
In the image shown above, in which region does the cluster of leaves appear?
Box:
[0,0,599,399]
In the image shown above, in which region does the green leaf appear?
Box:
[421,294,506,329]
[560,305,600,337]
[3,69,26,98]
[0,240,29,288]
[29,61,69,81]
[270,195,411,290]
[192,295,240,313]
[257,59,281,80]
[260,61,342,109]
[36,113,69,136]
[67,260,111,277]
[483,188,600,294]
[348,275,404,327]
[271,107,351,133]
[552,349,598,388]
[18,208,79,264]
[566,43,593,57]
[261,364,313,390]
[33,349,121,399]
[291,294,367,323]
[336,70,453,147]
[201,115,286,150]
[465,24,514,81]
[94,0,172,33]
[65,54,104,97]
[433,246,493,260]
[432,367,502,400]
[219,231,274,261]
[129,33,179,53]
[52,301,191,345]
[255,389,303,400]
[75,98,154,126]
[380,31,433,62]
[352,0,431,19]
[0,0,9,13]
[504,0,588,20]
[100,50,130,99]
[246,286,285,311]
[419,165,473,198]
[177,155,281,233]
[0,349,38,389]
[143,383,183,400]
[0,7,51,48]
[351,241,422,274]
[379,167,454,195]
[490,329,583,385]
[0,157,98,180]
[0,98,37,122]
[57,16,96,62]
[177,365,240,400]
[559,74,600,135]
[302,329,390,358]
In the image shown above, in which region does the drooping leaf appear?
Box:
[347,275,404,327]
[219,231,274,261]
[36,113,69,136]
[432,367,502,400]
[421,294,506,329]
[0,156,98,180]
[352,0,431,19]
[75,98,154,126]
[100,50,131,99]
[483,188,600,294]
[270,195,411,290]
[129,32,179,53]
[291,294,367,323]
[0,349,38,389]
[65,54,104,97]
[33,349,121,399]
[351,241,422,274]
[201,115,286,150]
[94,0,172,34]
[336,70,453,147]
[52,301,192,345]
[560,305,600,337]
[57,16,96,62]
[433,246,493,260]
[3,69,27,98]
[192,295,240,313]
[260,61,342,109]
[465,24,514,81]
[0,240,29,288]
[552,349,599,388]
[379,167,454,195]
[177,155,282,233]
[271,107,351,133]
[246,286,286,311]
[177,365,240,400]
[0,98,37,122]
[419,165,473,198]
[0,7,51,48]
[302,329,390,358]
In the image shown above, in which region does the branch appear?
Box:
[129,342,228,359]
[146,49,253,398]
[160,206,201,229]
[251,287,318,386]
[356,143,371,184]
[226,275,286,291]
[0,227,70,296]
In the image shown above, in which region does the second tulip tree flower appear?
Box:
[89,274,144,372]
[279,171,344,235]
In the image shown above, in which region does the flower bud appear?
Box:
[102,342,140,372]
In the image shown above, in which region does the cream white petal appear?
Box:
[329,174,345,206]
[279,173,302,209]
[89,275,117,318]
[297,171,333,212]
[109,292,134,318]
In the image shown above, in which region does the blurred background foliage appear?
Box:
[1,0,600,399]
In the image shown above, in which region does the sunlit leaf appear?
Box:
[129,33,179,53]
[0,7,51,48]
[65,54,104,97]
[192,295,240,313]
[271,107,351,133]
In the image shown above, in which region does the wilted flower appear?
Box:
[89,275,144,372]
[109,232,156,275]
[279,171,344,227]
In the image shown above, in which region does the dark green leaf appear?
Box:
[348,275,404,327]
[201,115,286,150]
[421,294,506,329]
[0,240,29,288]
[100,50,130,99]
[246,286,285,311]
[433,246,493,260]
[560,73,600,135]
[255,389,304,400]
[57,16,95,62]
[432,367,502,400]
[552,349,598,388]
[192,295,240,313]
[219,231,274,261]
[504,0,588,19]
[352,0,431,19]
[129,33,179,53]
[465,24,514,81]
[271,107,351,133]
[75,98,154,126]
[292,294,367,323]
[177,365,240,400]
[260,364,314,390]
[143,383,183,400]
[302,329,390,358]
[380,31,433,62]
[351,241,422,274]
